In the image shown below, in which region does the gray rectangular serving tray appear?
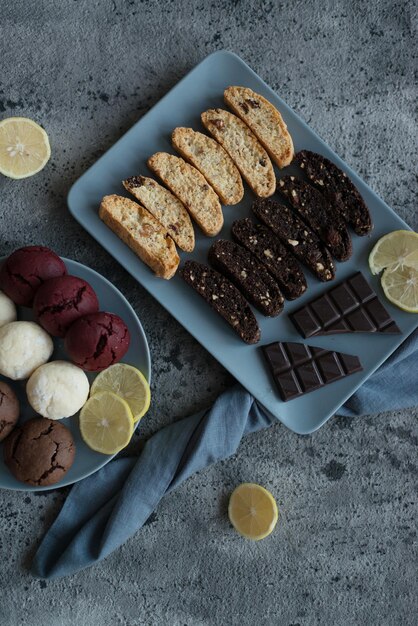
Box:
[68,50,418,434]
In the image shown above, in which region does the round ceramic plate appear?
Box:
[0,257,151,492]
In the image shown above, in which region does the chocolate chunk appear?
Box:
[231,218,307,300]
[208,239,284,317]
[181,261,260,344]
[278,176,352,262]
[252,198,335,282]
[290,271,401,337]
[263,341,363,401]
[294,150,373,236]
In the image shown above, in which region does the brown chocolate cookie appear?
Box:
[3,417,75,486]
[0,381,20,442]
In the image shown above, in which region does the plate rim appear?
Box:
[0,256,151,492]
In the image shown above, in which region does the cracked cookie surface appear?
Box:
[0,381,20,443]
[3,417,75,486]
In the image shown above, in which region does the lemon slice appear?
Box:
[381,265,418,313]
[369,230,418,275]
[228,483,279,541]
[0,117,51,179]
[79,391,134,455]
[90,363,150,423]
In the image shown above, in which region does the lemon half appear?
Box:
[369,230,418,275]
[79,391,134,455]
[90,363,150,423]
[0,117,51,179]
[381,265,418,313]
[228,483,279,541]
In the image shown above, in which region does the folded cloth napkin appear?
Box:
[32,329,418,579]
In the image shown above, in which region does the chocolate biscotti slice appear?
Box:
[123,176,195,252]
[294,150,372,235]
[181,261,260,344]
[252,198,335,282]
[201,108,275,198]
[208,240,284,317]
[231,218,307,300]
[99,195,180,279]
[224,86,294,168]
[147,152,223,237]
[172,127,244,205]
[278,176,352,262]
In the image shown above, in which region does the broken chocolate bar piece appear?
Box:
[294,150,373,236]
[252,198,335,282]
[278,175,352,262]
[290,271,401,338]
[231,218,307,300]
[263,341,363,401]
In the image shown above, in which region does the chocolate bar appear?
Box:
[263,341,363,401]
[290,272,401,338]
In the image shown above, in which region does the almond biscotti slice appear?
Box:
[201,108,275,198]
[171,127,244,206]
[147,152,223,237]
[99,195,179,279]
[224,86,294,168]
[122,175,195,252]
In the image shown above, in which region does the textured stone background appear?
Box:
[0,0,417,624]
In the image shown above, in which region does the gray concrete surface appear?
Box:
[0,0,417,624]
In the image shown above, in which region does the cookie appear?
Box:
[201,108,276,198]
[147,152,223,237]
[224,86,294,168]
[181,260,260,344]
[295,150,373,235]
[171,127,244,205]
[231,218,307,300]
[208,240,284,317]
[252,198,335,282]
[99,195,180,280]
[0,381,20,443]
[3,417,75,486]
[123,175,195,252]
[278,176,352,262]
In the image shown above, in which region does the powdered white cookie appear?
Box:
[201,108,275,198]
[224,86,294,168]
[123,176,195,252]
[172,127,243,205]
[147,152,224,236]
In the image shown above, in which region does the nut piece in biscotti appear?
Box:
[147,152,223,237]
[224,86,294,168]
[99,195,180,279]
[3,417,75,486]
[278,176,352,262]
[171,127,244,206]
[201,108,276,198]
[208,240,284,317]
[252,198,335,282]
[181,261,260,344]
[294,150,373,236]
[231,218,307,300]
[123,175,195,252]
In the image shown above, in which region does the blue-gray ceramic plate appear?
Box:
[0,258,151,491]
[67,51,417,435]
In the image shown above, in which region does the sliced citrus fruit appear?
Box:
[228,483,279,541]
[79,391,134,455]
[369,230,418,275]
[381,265,418,313]
[90,363,150,423]
[0,117,51,179]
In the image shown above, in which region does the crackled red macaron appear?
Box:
[0,246,67,306]
[33,275,99,337]
[65,311,130,371]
